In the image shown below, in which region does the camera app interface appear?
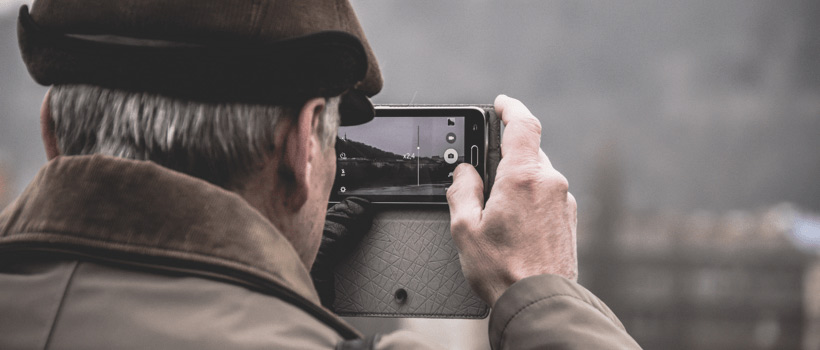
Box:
[333,116,465,201]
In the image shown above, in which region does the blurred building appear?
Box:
[579,204,814,350]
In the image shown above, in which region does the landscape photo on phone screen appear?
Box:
[334,116,464,198]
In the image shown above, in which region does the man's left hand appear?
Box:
[311,197,374,309]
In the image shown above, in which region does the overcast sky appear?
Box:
[0,0,27,15]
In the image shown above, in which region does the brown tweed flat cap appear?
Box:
[18,0,382,125]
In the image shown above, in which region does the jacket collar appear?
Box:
[0,155,321,303]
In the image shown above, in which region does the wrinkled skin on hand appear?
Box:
[446,95,578,307]
[311,196,373,309]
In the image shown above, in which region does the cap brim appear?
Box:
[339,89,374,126]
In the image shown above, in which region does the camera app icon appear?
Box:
[444,148,458,164]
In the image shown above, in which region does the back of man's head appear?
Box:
[47,85,339,189]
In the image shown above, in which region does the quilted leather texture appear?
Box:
[333,208,489,318]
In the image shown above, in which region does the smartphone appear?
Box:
[330,105,488,203]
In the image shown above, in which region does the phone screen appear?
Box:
[330,107,486,203]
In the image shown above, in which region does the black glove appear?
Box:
[311,197,374,309]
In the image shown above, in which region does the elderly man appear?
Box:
[0,0,639,349]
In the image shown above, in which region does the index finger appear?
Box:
[494,95,542,160]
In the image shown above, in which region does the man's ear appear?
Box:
[279,97,326,211]
[40,89,60,160]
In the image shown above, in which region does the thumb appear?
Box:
[446,163,484,230]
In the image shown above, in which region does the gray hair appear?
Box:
[48,84,339,189]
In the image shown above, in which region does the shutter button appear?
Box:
[394,288,408,304]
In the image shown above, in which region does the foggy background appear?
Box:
[1,1,819,349]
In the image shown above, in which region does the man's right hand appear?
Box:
[446,95,578,307]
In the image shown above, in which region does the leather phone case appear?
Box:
[332,106,501,318]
